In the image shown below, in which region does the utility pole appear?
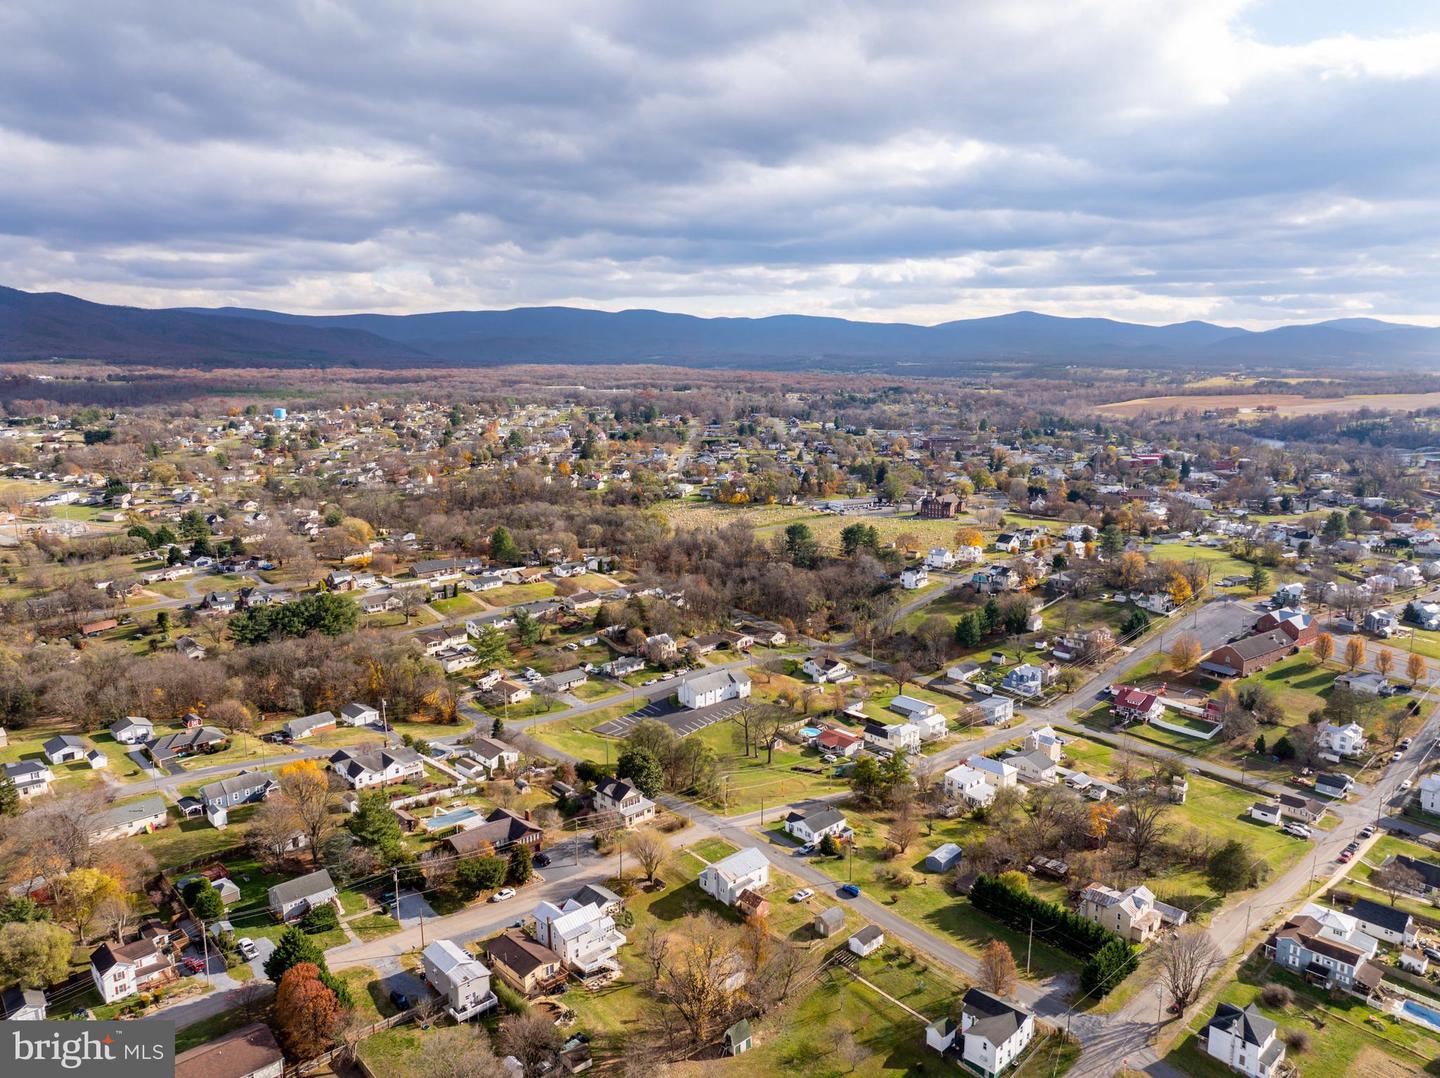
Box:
[1026,917,1033,975]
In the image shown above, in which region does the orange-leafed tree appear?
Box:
[275,962,342,1061]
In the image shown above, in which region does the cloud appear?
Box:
[1,0,1439,327]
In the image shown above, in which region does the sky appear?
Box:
[3,1,1440,328]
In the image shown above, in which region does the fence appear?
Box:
[1149,716,1221,741]
[286,1005,420,1077]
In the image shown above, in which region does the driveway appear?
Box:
[391,889,438,928]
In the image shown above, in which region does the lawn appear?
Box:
[337,966,400,1024]
[485,582,557,606]
[527,701,635,761]
[430,593,488,617]
[1341,834,1440,924]
[174,1000,271,1054]
[569,678,624,702]
[349,914,403,942]
[138,807,254,871]
[1164,955,1440,1078]
[687,837,739,864]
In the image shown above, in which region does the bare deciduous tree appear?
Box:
[1156,925,1221,1013]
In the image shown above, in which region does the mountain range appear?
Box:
[4,284,1440,373]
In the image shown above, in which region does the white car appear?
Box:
[237,938,259,960]
[490,888,517,903]
[1281,822,1311,839]
[791,889,815,902]
[1401,779,1414,791]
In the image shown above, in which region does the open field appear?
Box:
[1096,390,1440,418]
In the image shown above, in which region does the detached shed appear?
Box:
[924,843,963,873]
[813,907,846,938]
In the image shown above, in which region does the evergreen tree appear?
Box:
[490,526,520,565]
[616,748,663,798]
[264,926,328,983]
[506,845,533,885]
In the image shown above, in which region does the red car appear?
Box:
[1337,851,1352,863]
[181,957,205,974]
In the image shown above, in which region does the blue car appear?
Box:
[839,883,861,898]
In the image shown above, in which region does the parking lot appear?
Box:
[592,697,750,739]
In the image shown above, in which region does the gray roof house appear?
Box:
[42,734,87,764]
[268,869,338,921]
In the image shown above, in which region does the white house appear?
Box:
[966,755,1018,789]
[1201,1002,1285,1078]
[942,764,996,807]
[863,720,920,754]
[1316,721,1366,758]
[677,669,752,709]
[957,989,1036,1077]
[900,566,929,590]
[422,939,499,1021]
[3,760,53,800]
[1013,750,1059,785]
[1419,773,1440,814]
[267,869,338,921]
[532,899,628,977]
[972,696,1014,726]
[802,656,852,683]
[468,736,521,775]
[1347,897,1417,947]
[593,777,656,827]
[90,937,175,1004]
[1023,725,1063,762]
[889,695,946,739]
[329,746,425,789]
[699,847,770,907]
[783,806,850,845]
[925,548,956,570]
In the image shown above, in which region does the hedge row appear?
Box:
[969,874,1115,959]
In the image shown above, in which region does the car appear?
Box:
[1400,738,1413,750]
[1281,822,1311,839]
[822,753,838,764]
[237,938,259,960]
[1401,778,1414,791]
[1359,825,1376,838]
[1337,851,1352,863]
[389,990,410,1009]
[798,842,817,855]
[791,889,815,902]
[1424,945,1440,962]
[1393,751,1405,762]
[181,956,205,974]
[533,852,552,868]
[491,887,517,902]
[839,883,861,898]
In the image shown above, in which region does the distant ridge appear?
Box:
[3,284,1439,372]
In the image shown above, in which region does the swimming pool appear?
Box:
[421,806,481,832]
[1401,998,1440,1032]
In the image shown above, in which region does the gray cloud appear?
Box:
[2,0,1439,326]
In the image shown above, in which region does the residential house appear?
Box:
[814,727,863,757]
[1315,773,1354,799]
[1112,686,1164,725]
[783,806,850,845]
[1001,664,1046,697]
[967,755,1019,790]
[1201,1002,1286,1078]
[88,796,168,841]
[1078,882,1187,943]
[440,808,543,857]
[1364,609,1399,637]
[1335,671,1388,695]
[267,869,338,921]
[468,736,520,775]
[1277,792,1327,823]
[900,566,929,590]
[1199,630,1294,678]
[109,715,154,745]
[329,746,425,789]
[602,655,645,678]
[644,633,678,663]
[492,679,533,706]
[699,847,770,907]
[973,696,1014,726]
[421,938,498,1021]
[283,711,337,740]
[949,989,1037,1078]
[677,668,752,709]
[1420,774,1440,814]
[42,734,87,765]
[0,987,47,1021]
[1013,750,1059,785]
[802,656,852,683]
[533,899,627,976]
[1265,904,1384,995]
[943,764,996,807]
[199,771,276,828]
[925,547,956,570]
[173,1022,284,1078]
[90,936,175,1004]
[863,720,920,755]
[485,929,566,997]
[1316,722,1366,759]
[1023,725,1063,762]
[1347,897,1417,947]
[592,777,656,827]
[889,695,947,739]
[147,726,227,766]
[3,760,52,800]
